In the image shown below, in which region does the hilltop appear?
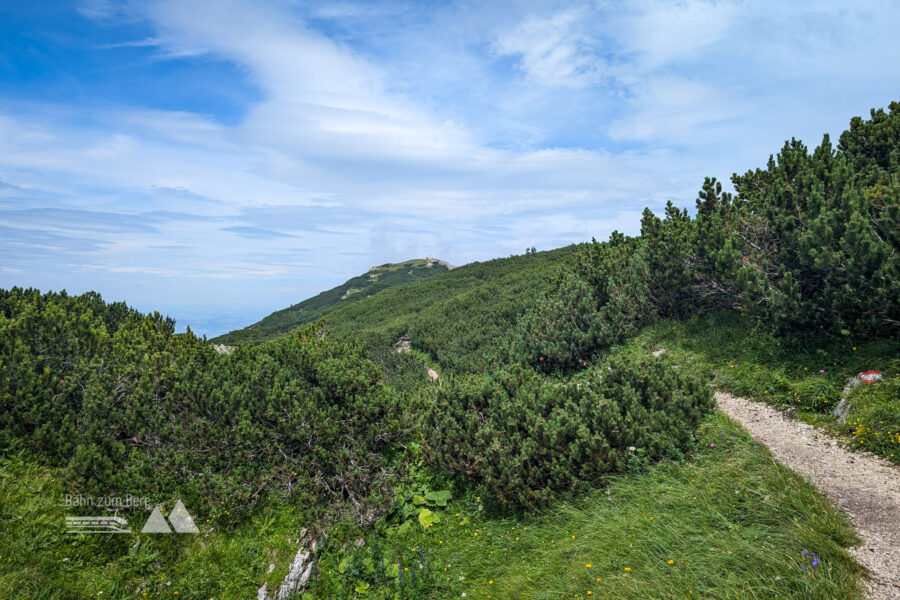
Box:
[213,246,582,375]
[211,258,453,345]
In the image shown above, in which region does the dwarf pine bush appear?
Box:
[515,102,900,371]
[0,287,406,525]
[424,354,712,507]
[515,233,654,373]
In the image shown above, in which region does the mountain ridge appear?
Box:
[211,258,452,344]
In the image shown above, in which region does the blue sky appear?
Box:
[1,0,898,337]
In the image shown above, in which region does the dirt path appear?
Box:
[715,391,900,599]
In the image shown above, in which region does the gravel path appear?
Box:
[715,391,900,600]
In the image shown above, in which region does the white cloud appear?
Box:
[618,0,739,72]
[607,76,749,143]
[493,8,603,89]
[3,0,898,335]
[97,37,162,49]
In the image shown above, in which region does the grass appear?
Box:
[217,246,581,375]
[310,413,866,599]
[840,376,900,459]
[626,312,900,463]
[212,258,451,345]
[0,454,311,599]
[3,310,891,599]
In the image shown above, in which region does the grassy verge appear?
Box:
[310,413,865,599]
[627,313,900,463]
[0,454,310,599]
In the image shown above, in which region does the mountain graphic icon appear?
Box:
[141,506,171,533]
[168,499,200,533]
[141,500,199,534]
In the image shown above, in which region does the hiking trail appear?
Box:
[715,391,900,600]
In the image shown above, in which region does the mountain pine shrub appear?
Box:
[0,287,406,525]
[515,102,899,371]
[516,233,654,372]
[728,104,899,334]
[424,354,712,507]
[640,201,698,318]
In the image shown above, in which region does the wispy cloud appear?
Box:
[97,37,162,49]
[1,0,897,336]
[493,8,604,89]
[221,225,294,239]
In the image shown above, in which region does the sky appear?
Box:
[1,1,898,337]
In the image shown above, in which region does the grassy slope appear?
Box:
[5,309,883,598]
[323,245,581,374]
[630,312,900,464]
[311,413,865,599]
[3,253,894,598]
[0,454,308,599]
[211,259,451,345]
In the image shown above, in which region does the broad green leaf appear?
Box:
[424,490,452,506]
[338,557,351,574]
[396,519,411,536]
[418,507,439,528]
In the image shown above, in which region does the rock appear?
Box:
[276,548,313,600]
[834,371,883,424]
[258,530,316,600]
[394,336,411,353]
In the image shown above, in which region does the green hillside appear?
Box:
[211,258,452,344]
[1,103,897,599]
[321,245,581,373]
[214,245,582,374]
